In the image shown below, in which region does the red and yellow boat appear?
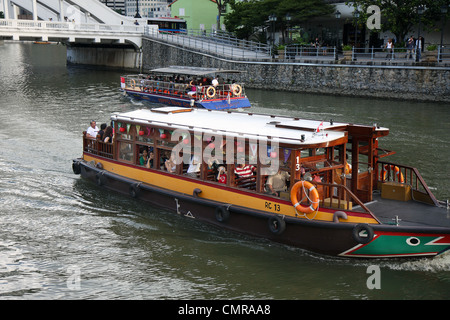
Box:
[73,107,450,258]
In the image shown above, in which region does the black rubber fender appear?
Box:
[352,224,374,244]
[72,161,81,174]
[96,172,106,186]
[215,206,230,222]
[268,215,286,235]
[130,183,141,198]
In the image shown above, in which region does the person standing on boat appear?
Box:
[212,77,219,87]
[266,169,290,196]
[86,120,99,139]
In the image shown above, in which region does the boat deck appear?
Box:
[366,193,450,228]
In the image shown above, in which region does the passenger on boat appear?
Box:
[212,77,219,87]
[234,164,256,178]
[140,149,154,168]
[186,154,201,178]
[187,81,197,96]
[266,169,290,196]
[217,166,227,184]
[86,120,99,139]
[96,123,107,141]
[103,126,114,143]
[165,152,177,173]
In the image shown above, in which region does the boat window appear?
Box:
[118,142,134,162]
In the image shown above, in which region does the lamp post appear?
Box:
[353,9,360,48]
[285,13,291,44]
[269,14,277,57]
[439,5,448,62]
[416,6,424,62]
[134,0,141,19]
[335,10,341,60]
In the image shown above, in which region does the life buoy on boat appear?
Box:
[232,84,242,96]
[131,79,136,89]
[206,86,216,98]
[215,206,230,222]
[290,180,320,214]
[268,215,286,235]
[380,165,404,183]
[352,224,374,244]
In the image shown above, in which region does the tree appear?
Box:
[224,0,334,41]
[214,0,234,32]
[348,0,450,44]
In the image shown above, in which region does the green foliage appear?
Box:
[347,0,450,42]
[342,45,352,51]
[426,44,437,51]
[224,0,334,40]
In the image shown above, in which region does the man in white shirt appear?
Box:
[86,120,99,139]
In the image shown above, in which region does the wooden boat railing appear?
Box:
[83,132,114,159]
[377,160,440,206]
[123,75,245,100]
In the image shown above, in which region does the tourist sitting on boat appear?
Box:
[165,152,177,173]
[102,126,114,143]
[266,169,290,197]
[217,166,227,184]
[86,120,99,139]
[234,164,256,178]
[186,154,201,178]
[187,81,197,96]
[97,123,107,141]
[139,149,154,168]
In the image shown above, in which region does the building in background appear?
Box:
[169,0,228,32]
[124,0,171,18]
[98,0,125,15]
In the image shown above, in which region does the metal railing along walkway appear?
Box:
[144,27,272,61]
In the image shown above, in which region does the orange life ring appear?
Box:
[290,180,320,214]
[206,86,216,98]
[232,84,242,96]
[380,165,404,183]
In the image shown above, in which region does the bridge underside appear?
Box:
[66,43,142,71]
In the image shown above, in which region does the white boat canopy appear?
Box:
[110,107,383,147]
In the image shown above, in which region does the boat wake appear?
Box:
[383,252,450,273]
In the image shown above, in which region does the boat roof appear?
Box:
[111,107,388,147]
[149,66,244,76]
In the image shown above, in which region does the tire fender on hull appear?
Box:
[352,224,374,244]
[268,215,286,235]
[215,206,230,222]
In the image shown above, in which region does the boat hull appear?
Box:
[124,89,251,110]
[73,158,450,259]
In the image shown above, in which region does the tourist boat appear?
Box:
[120,66,251,110]
[73,106,450,259]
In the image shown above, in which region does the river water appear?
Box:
[0,42,449,300]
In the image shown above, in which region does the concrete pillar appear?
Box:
[32,0,37,20]
[3,0,10,19]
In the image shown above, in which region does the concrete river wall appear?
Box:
[142,39,449,103]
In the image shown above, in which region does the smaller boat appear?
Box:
[120,66,251,110]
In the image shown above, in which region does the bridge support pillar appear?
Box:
[66,44,142,71]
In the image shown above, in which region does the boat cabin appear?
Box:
[84,107,423,214]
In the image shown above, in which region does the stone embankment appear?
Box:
[142,39,449,103]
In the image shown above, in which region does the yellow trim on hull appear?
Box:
[84,155,378,225]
